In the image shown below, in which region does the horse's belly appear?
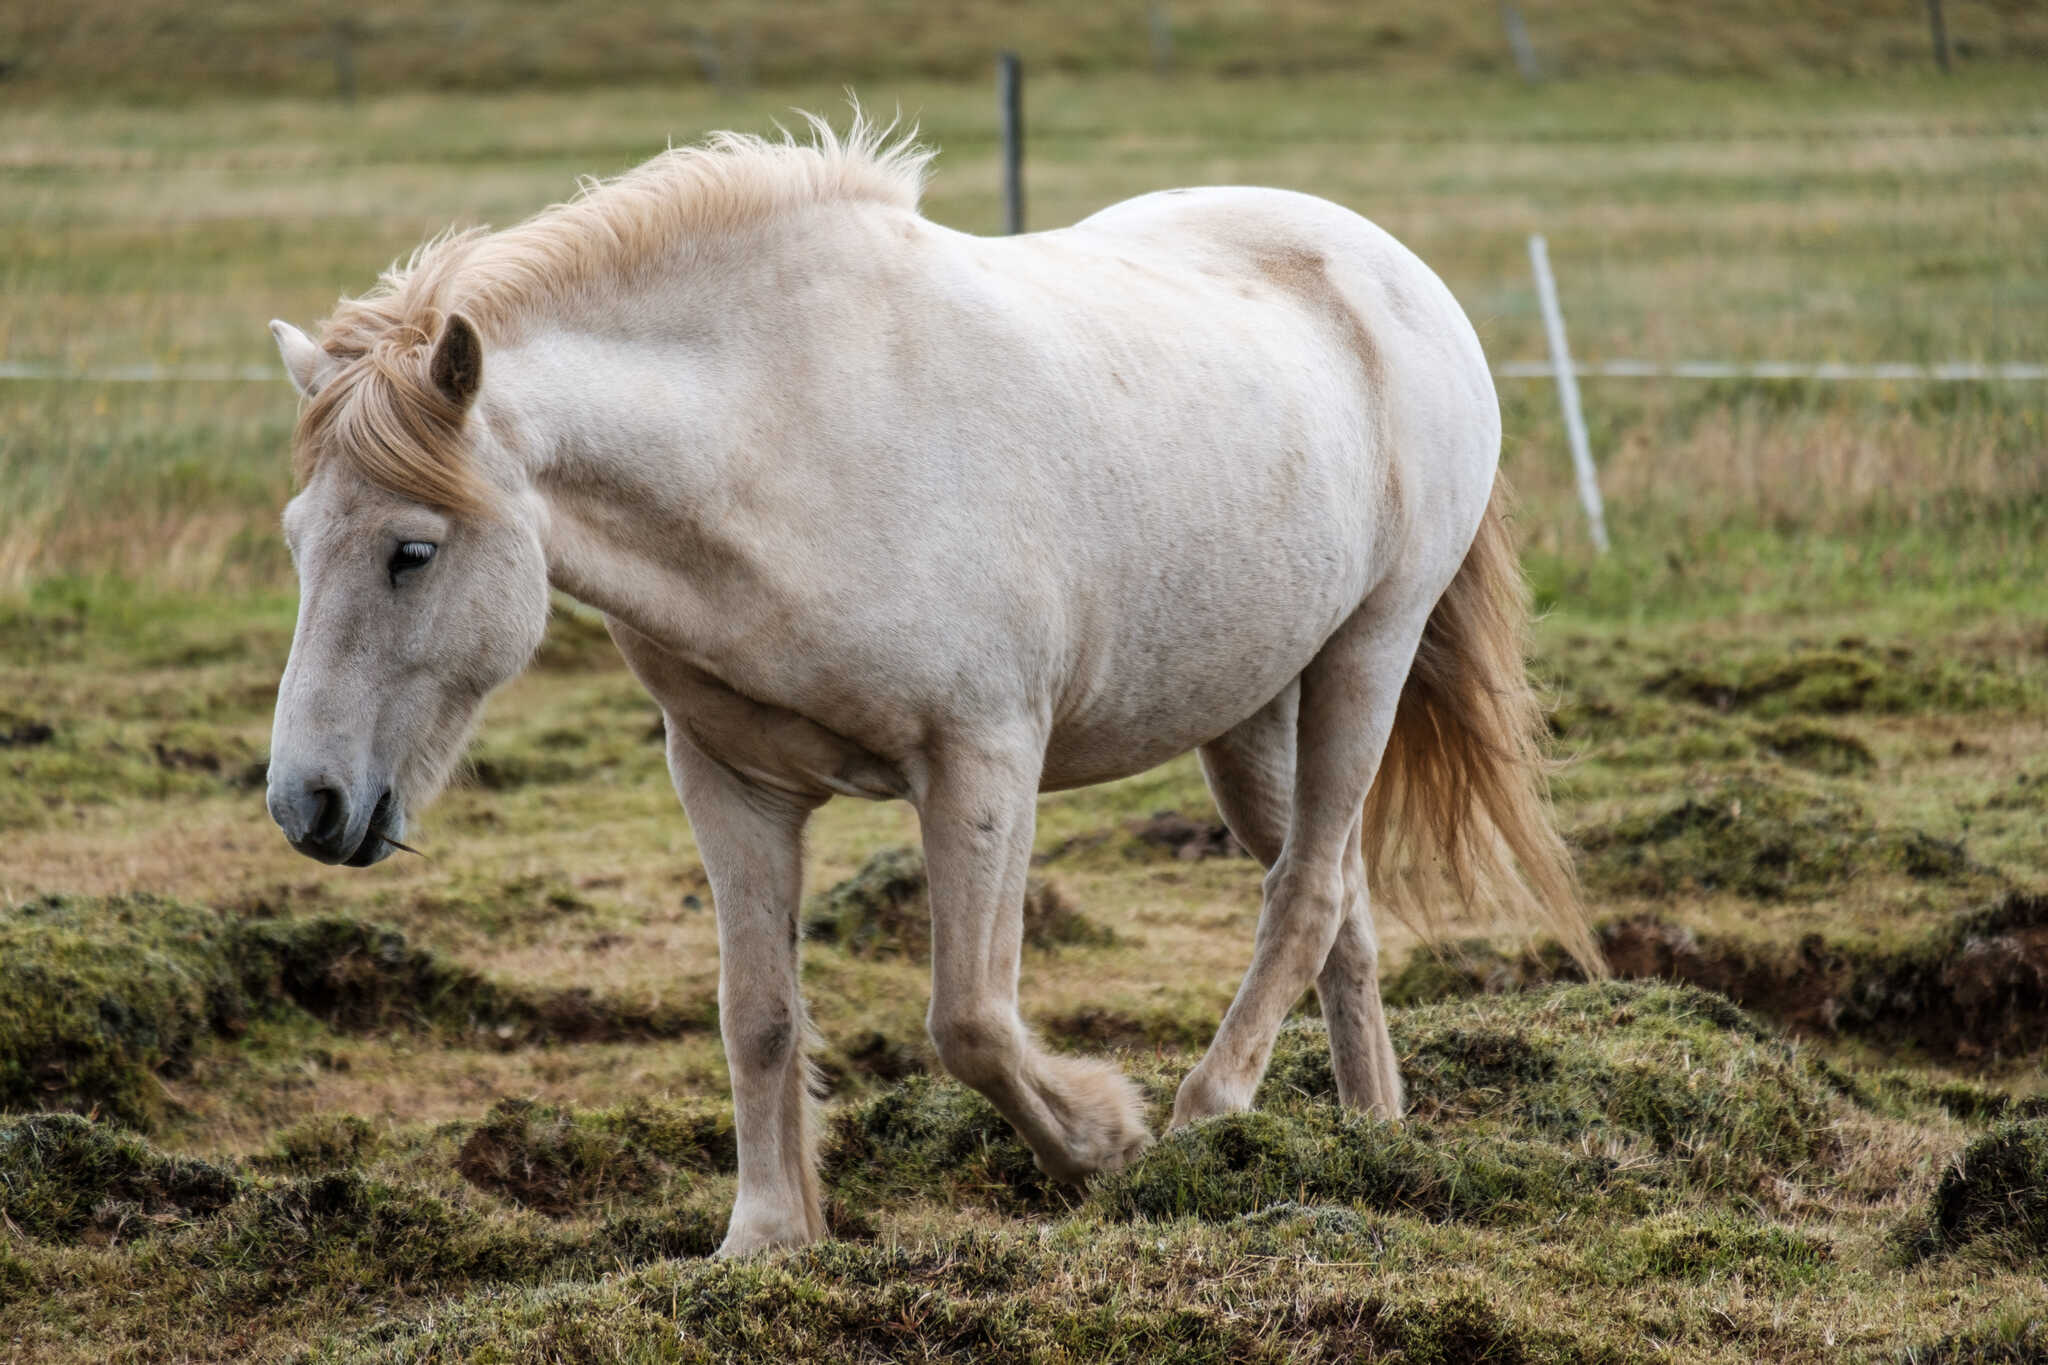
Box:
[1037,548,1363,791]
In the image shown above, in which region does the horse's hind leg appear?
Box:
[1319,813,1404,1116]
[1198,684,1403,1116]
[1198,683,1296,869]
[919,739,1151,1181]
[1175,602,1422,1126]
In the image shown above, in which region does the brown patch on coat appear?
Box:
[1250,248,1382,389]
[1249,246,1402,530]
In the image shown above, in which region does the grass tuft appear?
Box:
[1592,1210,1832,1285]
[1902,1119,2048,1261]
[1642,646,2039,719]
[1573,776,1984,902]
[824,1073,1053,1211]
[454,1095,734,1215]
[0,1112,241,1243]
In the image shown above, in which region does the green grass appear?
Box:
[1,51,2045,1365]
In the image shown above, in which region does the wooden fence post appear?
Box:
[998,51,1025,235]
[1927,0,1952,73]
[1528,235,1609,553]
[330,19,358,104]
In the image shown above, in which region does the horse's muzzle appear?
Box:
[269,778,400,866]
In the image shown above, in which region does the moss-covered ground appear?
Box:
[6,590,2044,1363]
[5,48,2047,1365]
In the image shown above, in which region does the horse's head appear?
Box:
[264,313,549,865]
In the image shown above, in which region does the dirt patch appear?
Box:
[1755,722,1875,775]
[0,894,712,1128]
[804,847,1113,961]
[462,752,586,791]
[151,740,226,775]
[1036,1004,1214,1053]
[236,914,710,1044]
[1642,641,2038,718]
[1646,649,1891,714]
[837,1030,925,1084]
[0,718,54,748]
[1982,772,2048,813]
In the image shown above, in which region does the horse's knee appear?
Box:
[927,1003,1020,1090]
[726,1001,798,1075]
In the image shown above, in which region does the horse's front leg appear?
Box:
[919,743,1152,1181]
[666,732,827,1257]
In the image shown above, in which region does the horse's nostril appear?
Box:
[309,785,345,845]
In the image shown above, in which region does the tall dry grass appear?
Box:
[1,72,2042,599]
[5,0,2043,101]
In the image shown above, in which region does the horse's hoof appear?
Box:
[1099,1125,1154,1174]
[714,1214,818,1258]
[1169,1065,1253,1129]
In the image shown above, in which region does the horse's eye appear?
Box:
[388,541,437,584]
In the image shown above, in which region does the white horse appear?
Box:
[263,117,1602,1256]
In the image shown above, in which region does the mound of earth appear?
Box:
[1384,890,2048,1062]
[455,1096,734,1216]
[1905,1118,2048,1259]
[0,893,710,1128]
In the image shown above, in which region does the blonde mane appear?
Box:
[295,114,932,514]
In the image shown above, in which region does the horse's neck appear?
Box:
[479,328,701,631]
[492,202,893,484]
[486,297,812,662]
[484,202,921,652]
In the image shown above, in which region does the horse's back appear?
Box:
[1044,186,1502,610]
[1070,186,1499,476]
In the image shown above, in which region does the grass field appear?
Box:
[3,53,2047,1365]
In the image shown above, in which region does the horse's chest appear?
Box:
[607,619,910,802]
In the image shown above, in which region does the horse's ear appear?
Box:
[429,313,484,410]
[269,320,337,399]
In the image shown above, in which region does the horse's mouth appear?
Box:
[343,790,402,867]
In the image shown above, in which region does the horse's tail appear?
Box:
[1360,475,1607,978]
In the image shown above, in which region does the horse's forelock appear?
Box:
[293,327,493,518]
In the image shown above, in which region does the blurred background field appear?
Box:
[3,4,2047,1361]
